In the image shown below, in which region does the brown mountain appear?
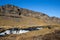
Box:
[0,4,60,28]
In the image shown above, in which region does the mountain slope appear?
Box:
[0,4,60,28]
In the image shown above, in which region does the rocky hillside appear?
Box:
[0,4,60,28]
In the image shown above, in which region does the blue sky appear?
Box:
[0,0,60,18]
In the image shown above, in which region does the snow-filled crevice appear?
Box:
[0,27,43,36]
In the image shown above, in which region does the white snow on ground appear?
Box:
[4,30,11,34]
[36,27,43,30]
[0,32,5,35]
[19,30,29,34]
[0,30,29,35]
[0,27,43,35]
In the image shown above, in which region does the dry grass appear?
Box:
[0,14,60,40]
[0,26,60,40]
[0,15,60,29]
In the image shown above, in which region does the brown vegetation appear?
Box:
[0,4,60,28]
[0,28,60,40]
[0,4,60,40]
